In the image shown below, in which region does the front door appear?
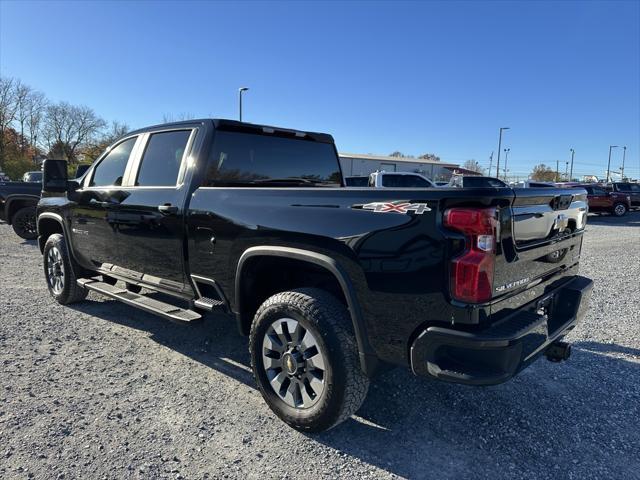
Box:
[114,128,196,291]
[70,135,140,269]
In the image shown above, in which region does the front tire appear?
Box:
[43,234,88,305]
[613,202,627,217]
[250,288,369,432]
[12,206,37,240]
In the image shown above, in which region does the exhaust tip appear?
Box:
[545,341,572,362]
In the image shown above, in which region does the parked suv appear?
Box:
[606,182,640,208]
[36,119,592,432]
[581,184,631,216]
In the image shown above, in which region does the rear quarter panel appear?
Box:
[186,187,513,364]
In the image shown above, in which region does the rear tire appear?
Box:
[43,234,88,305]
[613,203,627,217]
[12,206,37,240]
[250,288,369,432]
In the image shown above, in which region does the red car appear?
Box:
[580,184,631,216]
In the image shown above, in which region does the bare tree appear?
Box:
[80,120,130,162]
[26,90,48,152]
[162,112,195,123]
[462,159,486,175]
[14,81,33,153]
[43,102,106,162]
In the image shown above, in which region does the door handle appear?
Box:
[158,204,178,215]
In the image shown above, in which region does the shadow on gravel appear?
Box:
[587,210,640,227]
[68,298,640,477]
[312,342,640,477]
[69,298,256,389]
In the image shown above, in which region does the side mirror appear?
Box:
[42,159,68,194]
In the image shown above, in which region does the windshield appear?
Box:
[23,172,43,183]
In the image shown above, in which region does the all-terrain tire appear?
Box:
[250,288,369,432]
[43,233,88,305]
[12,206,38,240]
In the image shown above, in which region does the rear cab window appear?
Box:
[204,131,341,187]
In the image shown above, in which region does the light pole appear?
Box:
[565,161,569,181]
[238,87,249,122]
[569,148,575,181]
[496,127,510,178]
[606,145,618,183]
[621,146,627,180]
[488,151,494,175]
[503,148,510,180]
[556,159,559,182]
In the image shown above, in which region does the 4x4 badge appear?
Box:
[361,202,431,214]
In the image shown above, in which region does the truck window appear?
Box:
[204,131,341,186]
[91,137,137,187]
[136,130,192,186]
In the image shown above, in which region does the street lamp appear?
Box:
[621,146,627,180]
[606,145,618,183]
[238,87,249,122]
[496,127,510,178]
[503,148,510,180]
[569,148,575,181]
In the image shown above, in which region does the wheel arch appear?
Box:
[5,194,39,225]
[235,246,379,376]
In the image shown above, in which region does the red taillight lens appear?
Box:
[443,207,497,303]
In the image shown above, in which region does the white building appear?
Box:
[339,153,460,182]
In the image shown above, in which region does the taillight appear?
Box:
[443,207,497,303]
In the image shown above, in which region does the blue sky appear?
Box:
[1,0,639,180]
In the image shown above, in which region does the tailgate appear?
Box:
[492,187,588,299]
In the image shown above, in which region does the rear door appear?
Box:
[114,127,198,292]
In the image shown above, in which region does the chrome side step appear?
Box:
[78,278,201,324]
[194,297,226,311]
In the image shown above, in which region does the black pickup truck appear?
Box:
[1,165,91,240]
[36,119,593,432]
[0,180,42,239]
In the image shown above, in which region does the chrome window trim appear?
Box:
[124,128,197,190]
[81,134,143,190]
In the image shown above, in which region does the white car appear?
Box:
[368,171,435,188]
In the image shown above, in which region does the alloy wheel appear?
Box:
[46,246,65,294]
[262,318,327,409]
[16,212,37,237]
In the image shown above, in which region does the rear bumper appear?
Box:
[410,275,593,385]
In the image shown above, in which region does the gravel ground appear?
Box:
[1,213,639,479]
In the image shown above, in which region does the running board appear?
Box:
[78,278,201,324]
[194,297,226,311]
